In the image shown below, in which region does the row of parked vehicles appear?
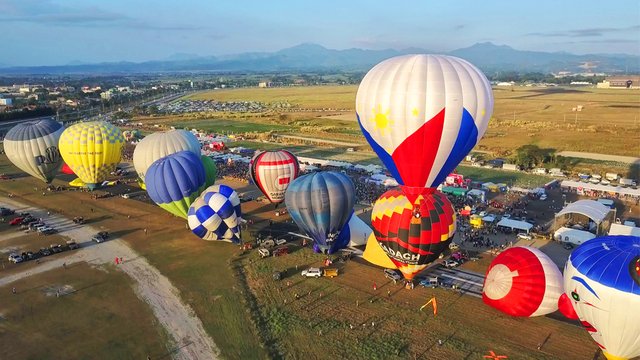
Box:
[8,240,79,264]
[8,212,57,235]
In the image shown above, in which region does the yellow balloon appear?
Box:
[59,121,124,190]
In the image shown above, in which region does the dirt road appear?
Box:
[0,197,220,360]
[557,151,640,164]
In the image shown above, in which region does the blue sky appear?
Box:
[1,0,638,66]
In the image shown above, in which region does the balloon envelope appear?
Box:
[250,150,299,204]
[356,55,493,194]
[336,211,373,247]
[145,151,206,219]
[201,155,217,187]
[60,162,75,175]
[371,188,455,280]
[563,235,640,360]
[59,121,124,189]
[483,246,563,317]
[4,119,64,183]
[285,171,355,254]
[133,129,201,180]
[188,184,242,243]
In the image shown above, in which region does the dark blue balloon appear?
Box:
[145,151,206,218]
[285,171,355,254]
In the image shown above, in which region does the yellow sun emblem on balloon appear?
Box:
[371,105,393,134]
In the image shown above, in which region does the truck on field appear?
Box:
[619,178,637,187]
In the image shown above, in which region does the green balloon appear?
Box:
[201,155,217,187]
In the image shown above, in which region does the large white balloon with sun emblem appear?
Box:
[356,54,493,189]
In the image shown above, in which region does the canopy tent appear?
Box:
[482,215,496,223]
[441,186,469,197]
[497,218,534,233]
[556,200,611,224]
[560,180,640,197]
[467,189,486,202]
[554,227,596,244]
[608,223,640,237]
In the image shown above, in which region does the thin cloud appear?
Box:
[527,25,640,37]
[0,0,200,31]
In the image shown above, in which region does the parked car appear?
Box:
[8,253,23,263]
[73,216,85,224]
[258,248,270,258]
[261,239,275,248]
[517,233,533,241]
[21,251,36,261]
[301,267,323,278]
[66,241,79,250]
[39,248,52,256]
[384,268,403,282]
[96,231,109,239]
[92,235,106,243]
[40,227,57,235]
[419,276,440,288]
[50,244,63,253]
[273,247,289,257]
[0,207,15,216]
[9,217,24,225]
[443,259,460,268]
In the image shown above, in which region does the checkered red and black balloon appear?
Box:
[371,188,455,280]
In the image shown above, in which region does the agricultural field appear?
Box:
[173,85,640,157]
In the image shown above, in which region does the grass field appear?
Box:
[0,263,169,359]
[176,85,640,157]
[238,246,597,360]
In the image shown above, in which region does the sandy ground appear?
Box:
[0,197,220,360]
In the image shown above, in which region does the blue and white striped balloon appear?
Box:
[187,184,242,243]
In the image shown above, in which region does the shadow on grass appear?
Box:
[155,340,194,360]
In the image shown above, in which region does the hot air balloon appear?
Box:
[483,246,563,317]
[58,121,124,190]
[144,151,206,219]
[3,119,64,183]
[563,235,640,360]
[200,155,217,187]
[60,162,75,175]
[356,55,493,201]
[188,184,242,243]
[285,171,354,254]
[250,150,299,205]
[133,129,201,180]
[371,188,455,280]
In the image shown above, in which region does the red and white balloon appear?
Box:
[483,246,563,317]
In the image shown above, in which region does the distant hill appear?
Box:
[1,42,638,74]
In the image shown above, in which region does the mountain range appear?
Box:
[1,42,638,75]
